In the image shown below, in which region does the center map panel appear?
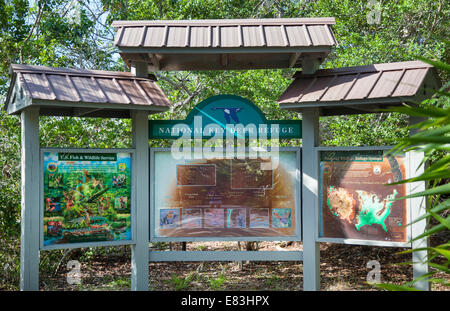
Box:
[152,150,300,240]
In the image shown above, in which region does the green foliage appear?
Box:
[151,242,170,250]
[79,247,96,262]
[107,277,131,289]
[209,273,227,290]
[321,113,409,146]
[377,58,449,290]
[197,245,207,251]
[0,109,21,236]
[265,274,280,288]
[166,272,197,291]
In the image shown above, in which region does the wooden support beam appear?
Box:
[301,108,321,291]
[221,53,229,67]
[73,107,104,117]
[409,116,429,291]
[20,107,40,291]
[289,52,301,68]
[131,110,150,291]
[132,61,151,77]
[130,60,150,291]
[302,57,321,75]
[149,251,304,262]
[148,54,161,71]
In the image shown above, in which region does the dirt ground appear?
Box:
[38,238,450,291]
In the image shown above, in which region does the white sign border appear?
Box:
[315,146,413,248]
[149,147,302,243]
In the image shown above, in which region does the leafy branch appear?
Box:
[376,57,450,291]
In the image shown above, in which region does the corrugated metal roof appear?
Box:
[5,64,171,117]
[112,18,336,71]
[278,61,440,115]
[113,18,336,48]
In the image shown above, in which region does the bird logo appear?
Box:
[211,107,243,123]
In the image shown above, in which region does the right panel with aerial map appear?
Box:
[319,150,409,245]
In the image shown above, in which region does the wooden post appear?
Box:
[301,108,320,291]
[131,62,149,78]
[131,110,150,291]
[130,61,150,291]
[20,107,40,291]
[409,116,429,291]
[302,57,321,75]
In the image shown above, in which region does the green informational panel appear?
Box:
[150,148,301,242]
[319,148,410,246]
[41,150,133,249]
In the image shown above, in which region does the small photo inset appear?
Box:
[204,208,224,228]
[48,173,64,188]
[249,208,269,228]
[272,208,292,228]
[118,163,127,172]
[160,209,180,229]
[182,208,202,228]
[47,162,58,173]
[45,197,63,212]
[226,208,246,228]
[114,197,128,210]
[112,174,126,188]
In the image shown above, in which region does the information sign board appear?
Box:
[318,149,410,246]
[41,150,133,249]
[150,148,301,242]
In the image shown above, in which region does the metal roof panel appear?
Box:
[345,72,381,100]
[242,26,264,47]
[137,80,169,106]
[22,73,55,100]
[299,76,335,102]
[70,76,107,103]
[220,26,241,47]
[285,25,310,46]
[120,27,143,47]
[392,68,428,97]
[306,25,334,46]
[113,18,336,71]
[368,70,405,98]
[46,74,77,102]
[320,73,358,101]
[117,79,148,105]
[190,26,211,47]
[278,60,440,115]
[95,78,129,104]
[144,26,167,47]
[264,26,286,47]
[166,26,188,47]
[278,77,315,103]
[5,64,171,116]
[112,17,336,28]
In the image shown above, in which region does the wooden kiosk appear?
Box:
[4,17,441,291]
